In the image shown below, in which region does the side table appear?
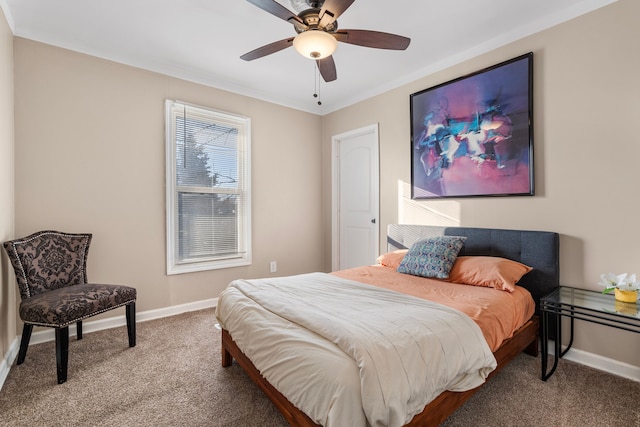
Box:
[540,286,640,381]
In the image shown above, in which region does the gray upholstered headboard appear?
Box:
[387,224,560,315]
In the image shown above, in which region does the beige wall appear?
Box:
[322,0,640,368]
[0,6,16,370]
[12,38,324,325]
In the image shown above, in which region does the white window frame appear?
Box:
[165,100,252,275]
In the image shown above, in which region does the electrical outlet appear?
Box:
[270,261,277,273]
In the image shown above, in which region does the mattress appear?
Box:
[333,264,535,351]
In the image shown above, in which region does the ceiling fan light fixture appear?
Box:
[293,30,337,60]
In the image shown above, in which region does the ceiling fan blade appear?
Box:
[246,0,305,29]
[334,29,410,50]
[316,56,337,82]
[240,37,295,61]
[318,0,356,28]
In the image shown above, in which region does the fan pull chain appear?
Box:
[313,64,322,106]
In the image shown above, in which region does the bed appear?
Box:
[216,225,559,426]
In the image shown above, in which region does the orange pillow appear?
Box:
[376,250,408,269]
[446,256,533,292]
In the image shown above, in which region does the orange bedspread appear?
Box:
[331,264,535,352]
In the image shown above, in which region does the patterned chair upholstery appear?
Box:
[3,230,136,384]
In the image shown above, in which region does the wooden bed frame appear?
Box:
[220,225,560,426]
[222,318,538,426]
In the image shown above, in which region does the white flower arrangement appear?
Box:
[599,272,640,294]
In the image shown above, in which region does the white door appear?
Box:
[332,124,379,270]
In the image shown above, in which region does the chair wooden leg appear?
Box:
[126,302,136,347]
[55,327,69,384]
[76,321,83,340]
[17,324,33,365]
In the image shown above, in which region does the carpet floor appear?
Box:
[0,308,637,426]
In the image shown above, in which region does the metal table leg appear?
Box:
[541,308,574,381]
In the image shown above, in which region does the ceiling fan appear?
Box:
[241,0,411,82]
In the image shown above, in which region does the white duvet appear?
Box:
[216,272,497,427]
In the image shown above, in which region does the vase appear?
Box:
[614,288,638,303]
[614,300,639,316]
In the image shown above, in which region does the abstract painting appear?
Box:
[410,53,533,199]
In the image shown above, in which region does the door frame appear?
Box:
[331,123,380,271]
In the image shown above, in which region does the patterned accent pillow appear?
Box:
[397,236,466,279]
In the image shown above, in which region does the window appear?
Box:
[165,100,251,274]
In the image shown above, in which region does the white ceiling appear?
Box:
[2,0,616,114]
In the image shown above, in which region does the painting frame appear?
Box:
[410,53,534,200]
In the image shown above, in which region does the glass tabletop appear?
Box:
[542,286,640,320]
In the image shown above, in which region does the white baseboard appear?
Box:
[0,298,218,390]
[0,338,19,390]
[549,341,640,382]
